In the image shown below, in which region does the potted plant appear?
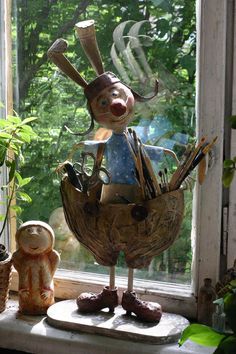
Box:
[0,107,37,312]
[179,279,236,354]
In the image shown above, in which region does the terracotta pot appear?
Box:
[0,245,12,313]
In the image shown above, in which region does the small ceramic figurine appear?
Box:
[12,221,60,315]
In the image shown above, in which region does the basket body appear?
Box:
[0,253,12,313]
[61,178,184,269]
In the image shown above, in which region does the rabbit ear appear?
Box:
[75,20,104,76]
[48,38,88,88]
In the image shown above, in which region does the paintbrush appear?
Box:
[169,137,206,190]
[191,136,218,169]
[125,129,146,199]
[173,136,218,190]
[132,130,146,199]
[139,142,162,197]
[164,168,169,191]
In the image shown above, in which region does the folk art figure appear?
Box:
[48,20,216,322]
[12,221,60,315]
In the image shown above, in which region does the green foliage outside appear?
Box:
[223,115,236,188]
[12,0,196,282]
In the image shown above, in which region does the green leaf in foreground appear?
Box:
[214,335,236,354]
[179,324,226,347]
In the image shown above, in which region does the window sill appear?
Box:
[10,269,197,319]
[0,295,215,354]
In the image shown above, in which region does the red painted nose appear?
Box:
[110,100,127,117]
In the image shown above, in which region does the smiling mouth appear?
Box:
[30,247,39,250]
[111,111,129,123]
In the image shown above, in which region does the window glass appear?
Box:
[12,0,196,285]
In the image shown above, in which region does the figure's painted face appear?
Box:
[18,225,52,255]
[90,82,135,133]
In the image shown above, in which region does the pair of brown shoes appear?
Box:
[77,286,162,323]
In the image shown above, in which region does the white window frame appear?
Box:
[227,1,236,269]
[0,0,13,250]
[2,0,233,319]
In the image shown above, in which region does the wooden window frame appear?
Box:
[1,0,234,319]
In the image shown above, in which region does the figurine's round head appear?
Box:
[85,72,135,134]
[15,221,55,255]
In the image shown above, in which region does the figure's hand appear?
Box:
[19,288,30,298]
[40,288,53,300]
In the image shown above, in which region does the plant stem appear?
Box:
[0,179,16,238]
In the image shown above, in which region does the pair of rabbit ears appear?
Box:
[47,20,158,135]
[48,19,159,101]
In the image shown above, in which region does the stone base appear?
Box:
[47,299,189,344]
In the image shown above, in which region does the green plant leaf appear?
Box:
[7,115,21,124]
[214,335,236,354]
[16,132,31,143]
[20,125,34,135]
[223,169,235,188]
[16,191,32,203]
[20,116,37,125]
[19,177,33,187]
[179,324,226,347]
[0,132,12,139]
[10,204,22,215]
[230,280,236,288]
[15,171,23,186]
[229,115,236,129]
[223,160,235,168]
[0,119,11,128]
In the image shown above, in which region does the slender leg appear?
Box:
[127,268,134,292]
[109,265,116,290]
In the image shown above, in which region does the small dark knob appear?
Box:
[131,205,148,221]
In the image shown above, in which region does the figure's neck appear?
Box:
[112,128,127,135]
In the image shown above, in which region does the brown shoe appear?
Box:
[77,286,118,313]
[121,290,162,322]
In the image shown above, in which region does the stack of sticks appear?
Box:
[125,128,217,200]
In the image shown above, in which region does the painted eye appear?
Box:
[98,98,108,107]
[111,90,119,97]
[37,226,42,233]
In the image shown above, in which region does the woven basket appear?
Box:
[0,253,12,313]
[61,177,184,269]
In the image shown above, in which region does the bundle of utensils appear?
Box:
[125,128,217,200]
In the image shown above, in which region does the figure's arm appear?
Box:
[163,148,179,165]
[48,249,60,276]
[12,249,21,272]
[67,140,104,160]
[144,144,179,165]
[12,250,30,296]
[40,250,60,300]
